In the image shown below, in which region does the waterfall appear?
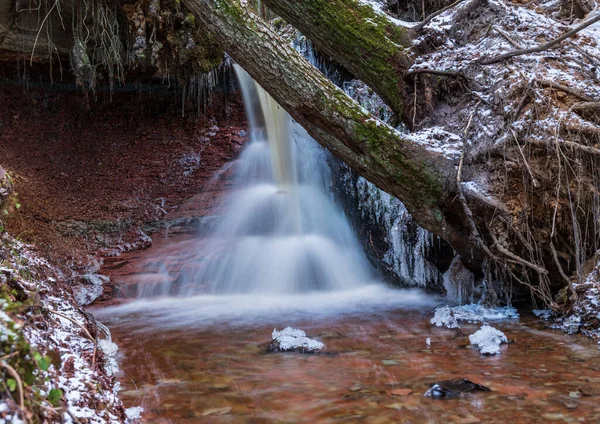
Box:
[144,65,376,296]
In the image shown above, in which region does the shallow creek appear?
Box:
[95,237,600,423]
[102,306,600,423]
[93,66,600,423]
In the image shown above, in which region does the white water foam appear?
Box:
[96,285,436,329]
[139,65,376,297]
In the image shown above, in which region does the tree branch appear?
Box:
[185,0,484,265]
[482,12,600,65]
[536,79,596,102]
[414,0,466,31]
[405,68,469,80]
[261,0,413,116]
[1,361,25,417]
[527,138,600,155]
[572,102,600,112]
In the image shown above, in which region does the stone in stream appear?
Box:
[424,379,491,399]
[260,327,325,353]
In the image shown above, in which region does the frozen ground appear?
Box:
[0,234,131,423]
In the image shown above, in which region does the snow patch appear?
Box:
[98,339,120,376]
[404,126,463,159]
[271,327,324,351]
[0,234,126,422]
[469,325,508,355]
[125,407,144,421]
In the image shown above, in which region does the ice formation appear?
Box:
[430,304,519,329]
[468,325,508,355]
[271,327,324,352]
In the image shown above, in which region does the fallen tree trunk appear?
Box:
[183,0,483,265]
[261,0,414,117]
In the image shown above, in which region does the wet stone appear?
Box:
[579,385,600,396]
[559,398,579,409]
[390,388,413,396]
[201,406,232,416]
[541,413,566,420]
[211,383,231,391]
[424,379,491,400]
[385,402,405,410]
[449,415,481,424]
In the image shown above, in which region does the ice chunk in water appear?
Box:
[272,327,324,351]
[469,325,508,355]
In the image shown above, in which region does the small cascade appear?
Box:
[140,65,376,296]
[290,35,448,292]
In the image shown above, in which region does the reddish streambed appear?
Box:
[103,309,600,423]
[94,237,600,423]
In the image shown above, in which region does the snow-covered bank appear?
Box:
[0,233,130,423]
[554,257,600,341]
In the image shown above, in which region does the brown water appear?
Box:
[103,307,600,423]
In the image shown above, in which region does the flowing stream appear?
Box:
[138,65,377,297]
[93,67,600,423]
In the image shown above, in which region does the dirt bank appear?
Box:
[0,79,246,276]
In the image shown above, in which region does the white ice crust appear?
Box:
[469,325,508,355]
[272,327,325,351]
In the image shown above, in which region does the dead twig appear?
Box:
[1,361,26,418]
[492,26,522,48]
[550,242,572,286]
[414,0,466,31]
[572,102,600,112]
[510,129,540,188]
[412,75,418,127]
[481,12,600,64]
[456,101,500,260]
[30,0,59,65]
[46,310,97,366]
[536,79,596,102]
[406,68,469,80]
[511,80,534,119]
[526,138,600,155]
[66,409,83,424]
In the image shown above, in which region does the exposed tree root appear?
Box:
[482,12,600,64]
[536,79,596,102]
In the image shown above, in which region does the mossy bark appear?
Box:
[184,0,481,264]
[262,0,413,117]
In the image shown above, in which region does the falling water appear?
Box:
[143,65,376,296]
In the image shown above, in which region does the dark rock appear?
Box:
[258,339,317,354]
[424,379,491,399]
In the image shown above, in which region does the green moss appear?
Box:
[298,0,409,113]
[0,292,60,421]
[185,13,195,26]
[214,0,245,23]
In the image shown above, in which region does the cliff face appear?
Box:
[0,0,72,63]
[0,0,223,91]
